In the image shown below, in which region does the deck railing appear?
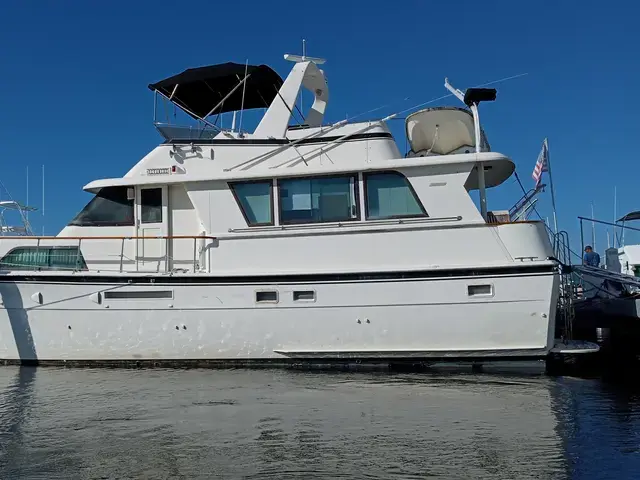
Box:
[0,235,217,274]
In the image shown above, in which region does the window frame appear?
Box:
[277,172,360,226]
[139,187,164,224]
[229,179,275,227]
[363,170,428,221]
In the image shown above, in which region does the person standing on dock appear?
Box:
[583,245,601,267]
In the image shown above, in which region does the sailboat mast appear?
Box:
[591,202,596,251]
[26,166,29,222]
[42,164,45,235]
[613,186,617,247]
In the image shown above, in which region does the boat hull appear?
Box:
[0,266,559,366]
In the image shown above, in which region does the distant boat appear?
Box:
[605,211,640,278]
[0,200,36,236]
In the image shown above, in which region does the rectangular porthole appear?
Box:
[256,290,278,303]
[293,290,316,302]
[104,290,173,300]
[467,284,493,296]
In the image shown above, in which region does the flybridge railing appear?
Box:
[154,123,222,142]
[0,235,217,274]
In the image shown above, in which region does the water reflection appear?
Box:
[0,366,36,477]
[552,376,640,479]
[0,368,638,479]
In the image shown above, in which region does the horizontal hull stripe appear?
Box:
[0,263,557,285]
[162,132,393,146]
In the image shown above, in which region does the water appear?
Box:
[1,366,639,479]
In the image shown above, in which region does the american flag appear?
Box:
[532,138,549,187]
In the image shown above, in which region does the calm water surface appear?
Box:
[0,366,639,479]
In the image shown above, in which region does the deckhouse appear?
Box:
[1,55,539,275]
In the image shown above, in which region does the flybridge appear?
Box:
[95,53,508,225]
[148,62,283,142]
[148,63,284,118]
[148,54,330,142]
[148,62,284,140]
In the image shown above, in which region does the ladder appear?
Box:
[553,231,575,341]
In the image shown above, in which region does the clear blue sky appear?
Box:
[0,0,637,253]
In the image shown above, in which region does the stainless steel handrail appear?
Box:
[227,216,463,234]
[0,235,217,274]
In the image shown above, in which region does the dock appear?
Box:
[552,227,640,372]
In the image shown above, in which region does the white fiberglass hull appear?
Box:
[0,264,559,366]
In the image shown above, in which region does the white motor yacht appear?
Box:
[0,54,595,366]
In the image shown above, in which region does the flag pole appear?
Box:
[591,202,596,251]
[543,138,558,233]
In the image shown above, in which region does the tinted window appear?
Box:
[141,188,163,224]
[364,172,426,219]
[0,247,87,271]
[279,175,358,224]
[230,181,273,226]
[69,187,134,227]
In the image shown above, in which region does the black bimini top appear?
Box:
[148,63,284,119]
[617,211,640,222]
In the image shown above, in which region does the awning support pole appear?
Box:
[470,102,487,220]
[444,77,492,221]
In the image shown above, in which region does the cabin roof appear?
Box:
[148,63,284,118]
[82,152,515,193]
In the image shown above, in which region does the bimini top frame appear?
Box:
[443,79,497,221]
[149,62,284,141]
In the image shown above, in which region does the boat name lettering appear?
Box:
[147,167,171,175]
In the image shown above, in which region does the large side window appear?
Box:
[0,247,88,271]
[279,175,358,224]
[230,181,273,226]
[364,171,427,220]
[68,187,134,227]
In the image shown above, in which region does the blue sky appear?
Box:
[0,0,637,253]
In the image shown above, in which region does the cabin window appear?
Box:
[68,186,134,227]
[256,290,278,303]
[364,171,427,219]
[468,284,493,296]
[0,246,88,271]
[230,181,273,226]
[140,188,163,224]
[279,175,358,224]
[293,290,316,301]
